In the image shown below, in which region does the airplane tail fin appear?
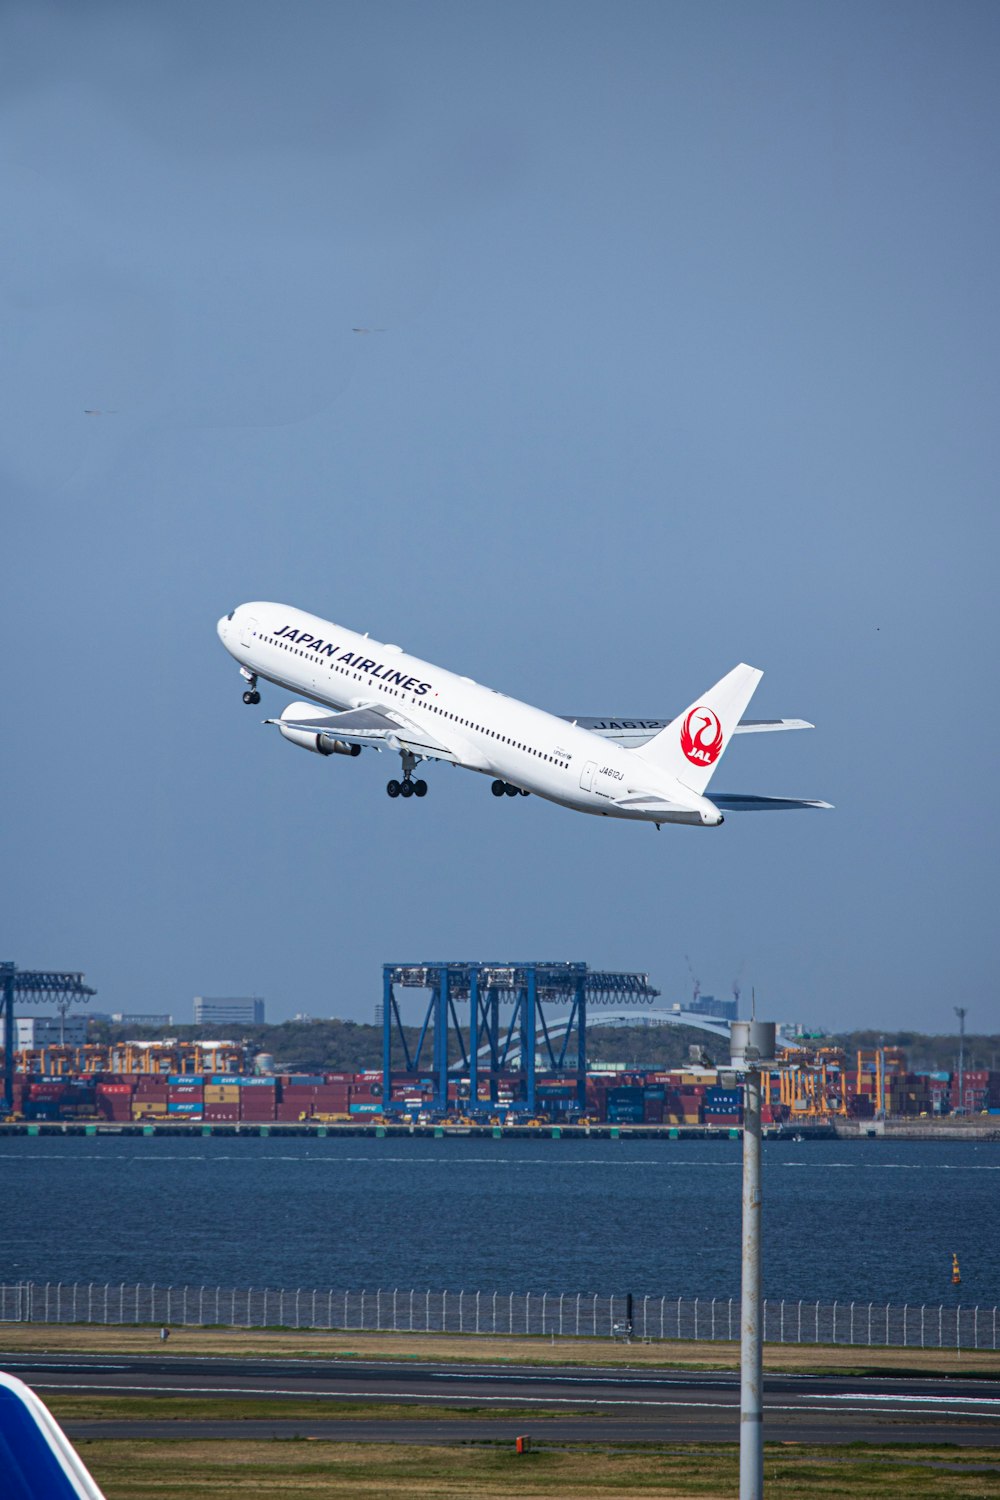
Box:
[0,1371,107,1498]
[633,663,763,794]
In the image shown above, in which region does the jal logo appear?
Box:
[680,706,724,766]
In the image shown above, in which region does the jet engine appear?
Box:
[277,702,361,757]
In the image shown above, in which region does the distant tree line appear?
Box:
[85,1017,999,1076]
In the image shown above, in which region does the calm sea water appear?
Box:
[2,1136,997,1306]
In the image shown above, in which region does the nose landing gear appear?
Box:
[240,670,260,705]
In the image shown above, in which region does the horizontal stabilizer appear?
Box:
[710,793,833,812]
[564,715,813,749]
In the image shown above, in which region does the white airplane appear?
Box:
[217,603,830,828]
[0,1370,107,1498]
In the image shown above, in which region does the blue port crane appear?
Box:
[0,964,97,1114]
[381,961,659,1116]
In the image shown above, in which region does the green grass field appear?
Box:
[75,1439,1000,1499]
[3,1321,997,1378]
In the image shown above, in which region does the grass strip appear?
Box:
[49,1395,585,1423]
[76,1438,1000,1499]
[2,1323,997,1379]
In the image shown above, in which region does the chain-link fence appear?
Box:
[0,1281,994,1349]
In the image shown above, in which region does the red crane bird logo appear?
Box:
[680,706,724,767]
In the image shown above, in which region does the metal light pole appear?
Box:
[731,1018,777,1500]
[954,1006,967,1114]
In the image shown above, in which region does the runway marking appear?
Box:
[807,1392,1000,1408]
[0,1362,131,1371]
[24,1382,1000,1419]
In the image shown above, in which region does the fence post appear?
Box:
[663,1297,667,1341]
[974,1306,979,1351]
[593,1293,598,1336]
[442,1290,447,1332]
[427,1289,431,1332]
[558,1293,563,1338]
[377,1289,381,1330]
[729,1297,734,1343]
[849,1302,854,1346]
[393,1289,398,1332]
[903,1304,908,1346]
[492,1291,497,1334]
[920,1304,925,1348]
[476,1290,481,1335]
[779,1300,784,1344]
[460,1291,465,1334]
[885,1302,889,1346]
[541,1292,546,1336]
[957,1303,962,1354]
[410,1289,415,1332]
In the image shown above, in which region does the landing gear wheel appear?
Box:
[505,783,519,797]
[519,788,530,796]
[491,780,506,797]
[414,779,428,797]
[387,780,401,798]
[242,690,261,705]
[400,780,415,798]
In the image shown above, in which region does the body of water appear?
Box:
[3,1136,997,1306]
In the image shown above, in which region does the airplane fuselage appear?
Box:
[217,603,723,824]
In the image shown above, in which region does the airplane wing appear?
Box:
[564,716,813,749]
[709,793,833,811]
[0,1371,107,1498]
[266,705,463,763]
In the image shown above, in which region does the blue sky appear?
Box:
[2,1,997,1034]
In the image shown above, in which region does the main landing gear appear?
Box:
[387,749,427,800]
[387,777,428,799]
[240,669,260,706]
[491,780,529,798]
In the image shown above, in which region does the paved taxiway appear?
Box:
[3,1352,999,1447]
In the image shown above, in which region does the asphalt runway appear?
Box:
[3,1352,999,1447]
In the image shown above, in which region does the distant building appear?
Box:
[15,1016,89,1048]
[672,994,738,1022]
[193,996,265,1026]
[111,1013,173,1028]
